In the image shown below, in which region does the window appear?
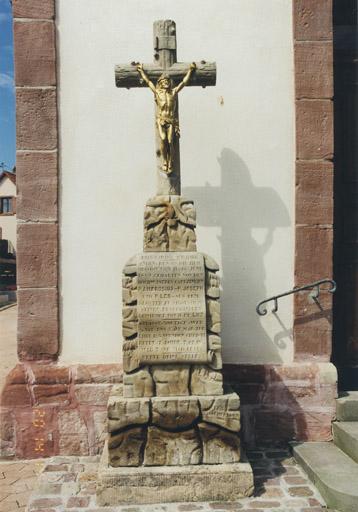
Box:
[0,197,13,214]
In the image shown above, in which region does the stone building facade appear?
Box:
[0,0,338,458]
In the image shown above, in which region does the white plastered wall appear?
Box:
[0,177,16,250]
[58,0,295,364]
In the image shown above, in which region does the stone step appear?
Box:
[336,391,358,421]
[333,422,358,463]
[293,442,358,512]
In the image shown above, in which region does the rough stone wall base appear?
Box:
[96,441,254,505]
[0,362,337,458]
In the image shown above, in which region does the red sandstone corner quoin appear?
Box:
[0,0,337,458]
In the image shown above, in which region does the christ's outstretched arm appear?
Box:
[173,62,196,95]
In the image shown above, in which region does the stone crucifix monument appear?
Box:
[96,20,254,505]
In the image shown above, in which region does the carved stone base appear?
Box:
[97,441,254,505]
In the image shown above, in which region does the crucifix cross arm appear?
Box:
[114,20,216,196]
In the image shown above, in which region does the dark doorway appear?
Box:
[332,0,358,390]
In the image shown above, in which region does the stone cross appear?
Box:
[115,20,216,195]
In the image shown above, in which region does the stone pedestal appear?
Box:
[97,442,254,505]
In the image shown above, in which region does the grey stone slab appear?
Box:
[144,427,201,466]
[151,396,199,429]
[107,396,150,431]
[198,423,240,464]
[190,365,223,395]
[199,393,240,432]
[152,364,190,396]
[108,427,146,467]
[333,421,358,463]
[336,392,358,421]
[293,441,358,512]
[123,367,154,398]
[97,441,253,505]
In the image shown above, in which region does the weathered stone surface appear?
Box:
[17,288,58,360]
[122,305,138,338]
[123,367,153,397]
[123,254,138,275]
[0,384,31,406]
[191,365,223,395]
[205,270,220,299]
[152,397,199,429]
[199,393,240,432]
[198,423,240,464]
[206,299,221,334]
[13,0,55,19]
[16,89,57,150]
[93,410,108,453]
[32,364,69,384]
[17,223,58,288]
[207,335,223,370]
[203,253,219,272]
[144,196,196,252]
[295,42,333,99]
[152,365,190,396]
[144,427,201,466]
[294,0,332,41]
[14,21,56,86]
[16,151,58,222]
[97,442,254,505]
[123,340,140,373]
[296,99,333,160]
[295,161,333,226]
[137,253,207,365]
[123,275,138,305]
[108,427,145,467]
[33,384,69,405]
[58,410,89,456]
[107,397,150,432]
[295,225,333,286]
[74,384,113,405]
[74,364,122,384]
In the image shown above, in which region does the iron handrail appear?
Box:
[256,279,337,316]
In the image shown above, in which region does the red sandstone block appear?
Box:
[33,384,69,406]
[223,364,266,384]
[74,364,122,384]
[5,364,27,385]
[67,496,90,508]
[17,223,58,288]
[295,42,333,99]
[294,0,332,41]
[296,161,333,225]
[0,384,31,407]
[74,384,113,405]
[13,0,55,19]
[15,408,57,458]
[296,99,333,160]
[31,364,69,384]
[295,225,333,285]
[18,288,59,360]
[269,363,318,383]
[14,21,56,86]
[16,89,57,150]
[255,408,296,445]
[17,152,57,222]
[294,324,332,361]
[295,409,334,441]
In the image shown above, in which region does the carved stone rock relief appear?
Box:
[151,396,199,429]
[199,394,241,432]
[143,196,197,252]
[198,423,241,464]
[108,427,146,467]
[206,300,221,334]
[122,306,138,339]
[207,335,223,370]
[107,396,150,432]
[152,365,190,396]
[123,367,154,398]
[123,275,137,305]
[144,427,201,466]
[191,365,223,395]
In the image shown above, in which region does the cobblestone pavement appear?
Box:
[0,448,334,512]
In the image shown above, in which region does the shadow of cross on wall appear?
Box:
[184,148,291,363]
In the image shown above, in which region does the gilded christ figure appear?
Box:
[137,62,196,174]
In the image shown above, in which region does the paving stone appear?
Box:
[288,485,314,497]
[66,496,91,507]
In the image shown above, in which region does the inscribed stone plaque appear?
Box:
[137,252,208,364]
